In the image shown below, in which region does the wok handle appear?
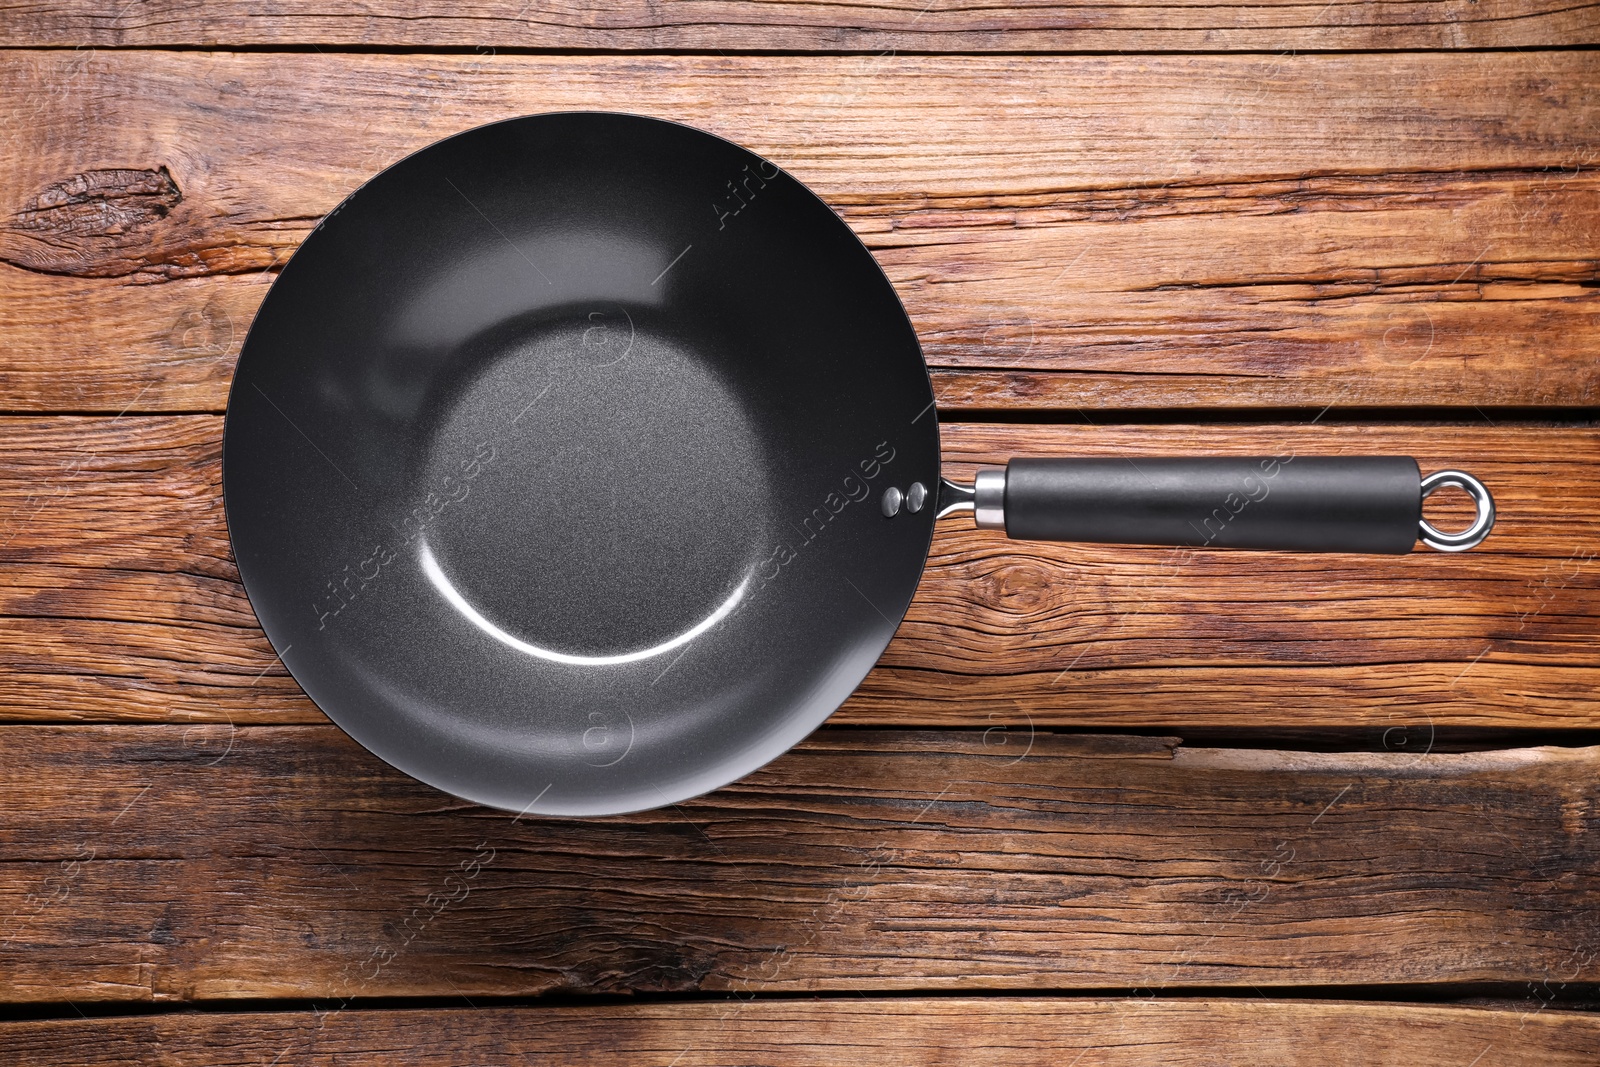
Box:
[939,457,1494,553]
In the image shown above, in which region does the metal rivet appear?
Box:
[881,486,903,517]
[905,482,927,513]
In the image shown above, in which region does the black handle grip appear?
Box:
[1004,456,1422,554]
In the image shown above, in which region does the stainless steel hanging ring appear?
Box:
[1419,469,1495,552]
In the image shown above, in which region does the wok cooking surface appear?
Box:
[223,113,940,815]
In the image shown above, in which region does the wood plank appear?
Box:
[2,51,1597,412]
[6,1000,1600,1065]
[4,416,1596,730]
[7,0,1599,52]
[1,725,1598,1000]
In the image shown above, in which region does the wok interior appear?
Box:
[224,114,940,814]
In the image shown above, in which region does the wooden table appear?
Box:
[2,4,1598,1063]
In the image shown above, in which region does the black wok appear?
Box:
[223,113,1494,816]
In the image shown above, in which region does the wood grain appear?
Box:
[4,416,1595,730]
[7,0,1599,52]
[6,1000,1599,1066]
[2,51,1597,412]
[1,725,1597,1001]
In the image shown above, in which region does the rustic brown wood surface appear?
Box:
[7,0,1599,52]
[2,52,1597,413]
[2,726,1598,1002]
[2,2,1597,1060]
[7,1000,1600,1066]
[3,417,1595,730]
